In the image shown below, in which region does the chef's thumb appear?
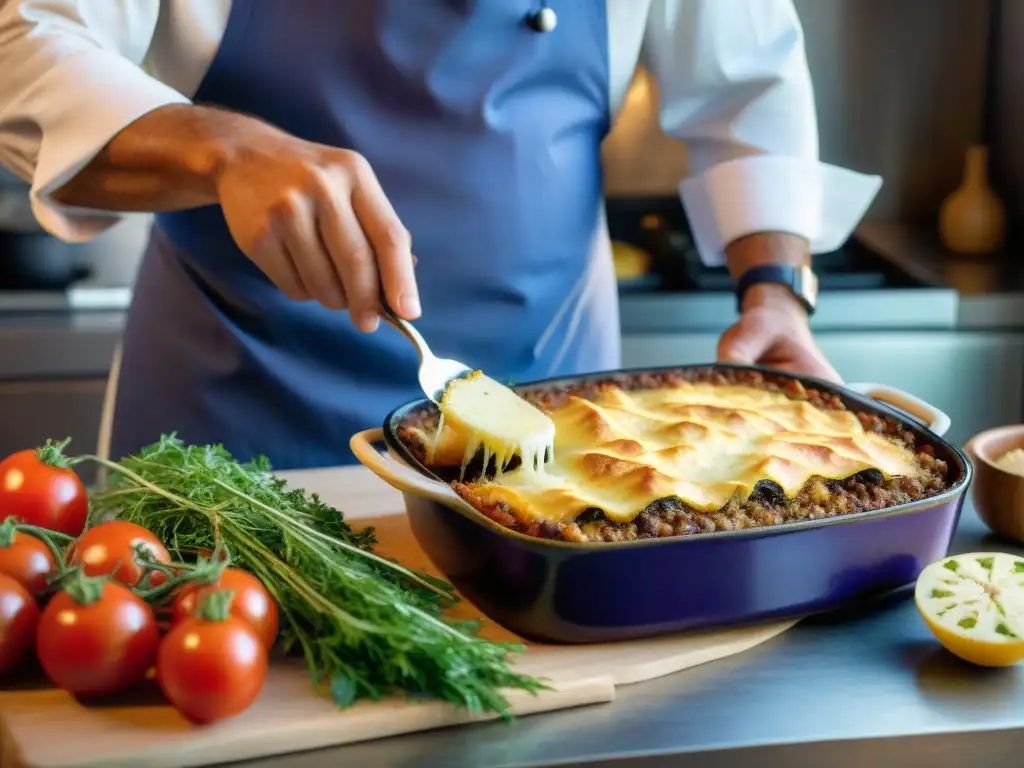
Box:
[717,315,775,366]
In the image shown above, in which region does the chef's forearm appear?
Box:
[52,104,268,212]
[725,232,810,311]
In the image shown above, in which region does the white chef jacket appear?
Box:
[0,0,882,266]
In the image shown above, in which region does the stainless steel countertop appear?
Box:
[857,222,1024,331]
[0,283,964,382]
[619,287,959,334]
[1,221,1022,383]
[0,311,122,379]
[240,502,1024,768]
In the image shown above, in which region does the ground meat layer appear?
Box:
[396,367,956,543]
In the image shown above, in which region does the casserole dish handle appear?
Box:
[350,428,466,506]
[846,382,951,437]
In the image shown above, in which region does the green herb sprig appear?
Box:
[80,435,547,715]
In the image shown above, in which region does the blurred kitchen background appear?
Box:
[1,0,1023,477]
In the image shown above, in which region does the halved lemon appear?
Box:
[915,552,1024,667]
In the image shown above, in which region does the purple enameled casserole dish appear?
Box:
[351,364,971,644]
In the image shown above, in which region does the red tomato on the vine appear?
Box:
[0,574,40,675]
[69,521,171,587]
[0,526,55,594]
[172,567,279,649]
[0,449,88,537]
[36,579,159,696]
[158,591,268,724]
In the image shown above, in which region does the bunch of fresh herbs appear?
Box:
[79,434,545,715]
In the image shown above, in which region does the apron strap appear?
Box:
[96,342,122,469]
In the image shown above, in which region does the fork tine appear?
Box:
[419,357,472,401]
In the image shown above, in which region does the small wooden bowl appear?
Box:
[964,425,1024,542]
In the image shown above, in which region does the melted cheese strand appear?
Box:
[438,371,556,479]
[427,411,446,465]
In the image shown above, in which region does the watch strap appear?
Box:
[734,264,816,315]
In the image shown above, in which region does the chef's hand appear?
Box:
[52,105,417,332]
[215,122,418,332]
[715,233,841,383]
[717,284,841,382]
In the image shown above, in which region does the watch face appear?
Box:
[795,266,819,309]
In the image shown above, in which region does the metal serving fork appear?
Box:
[379,299,471,402]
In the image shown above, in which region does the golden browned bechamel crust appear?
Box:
[396,368,953,543]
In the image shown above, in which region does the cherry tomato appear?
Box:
[157,591,268,724]
[172,568,278,649]
[69,521,171,587]
[0,574,40,675]
[0,450,88,537]
[0,526,55,594]
[36,578,159,695]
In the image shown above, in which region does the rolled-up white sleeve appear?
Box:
[0,0,190,241]
[643,0,882,266]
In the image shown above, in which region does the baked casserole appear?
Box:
[397,368,952,543]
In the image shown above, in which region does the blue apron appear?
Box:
[111,0,620,469]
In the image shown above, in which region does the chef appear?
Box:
[0,0,880,469]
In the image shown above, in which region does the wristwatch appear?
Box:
[734,264,819,316]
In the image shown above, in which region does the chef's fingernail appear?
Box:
[402,295,421,318]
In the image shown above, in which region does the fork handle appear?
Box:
[379,297,432,365]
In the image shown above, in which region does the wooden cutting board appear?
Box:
[0,467,798,768]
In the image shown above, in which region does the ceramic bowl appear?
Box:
[964,424,1024,542]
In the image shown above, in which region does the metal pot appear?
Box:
[0,229,87,289]
[0,185,85,290]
